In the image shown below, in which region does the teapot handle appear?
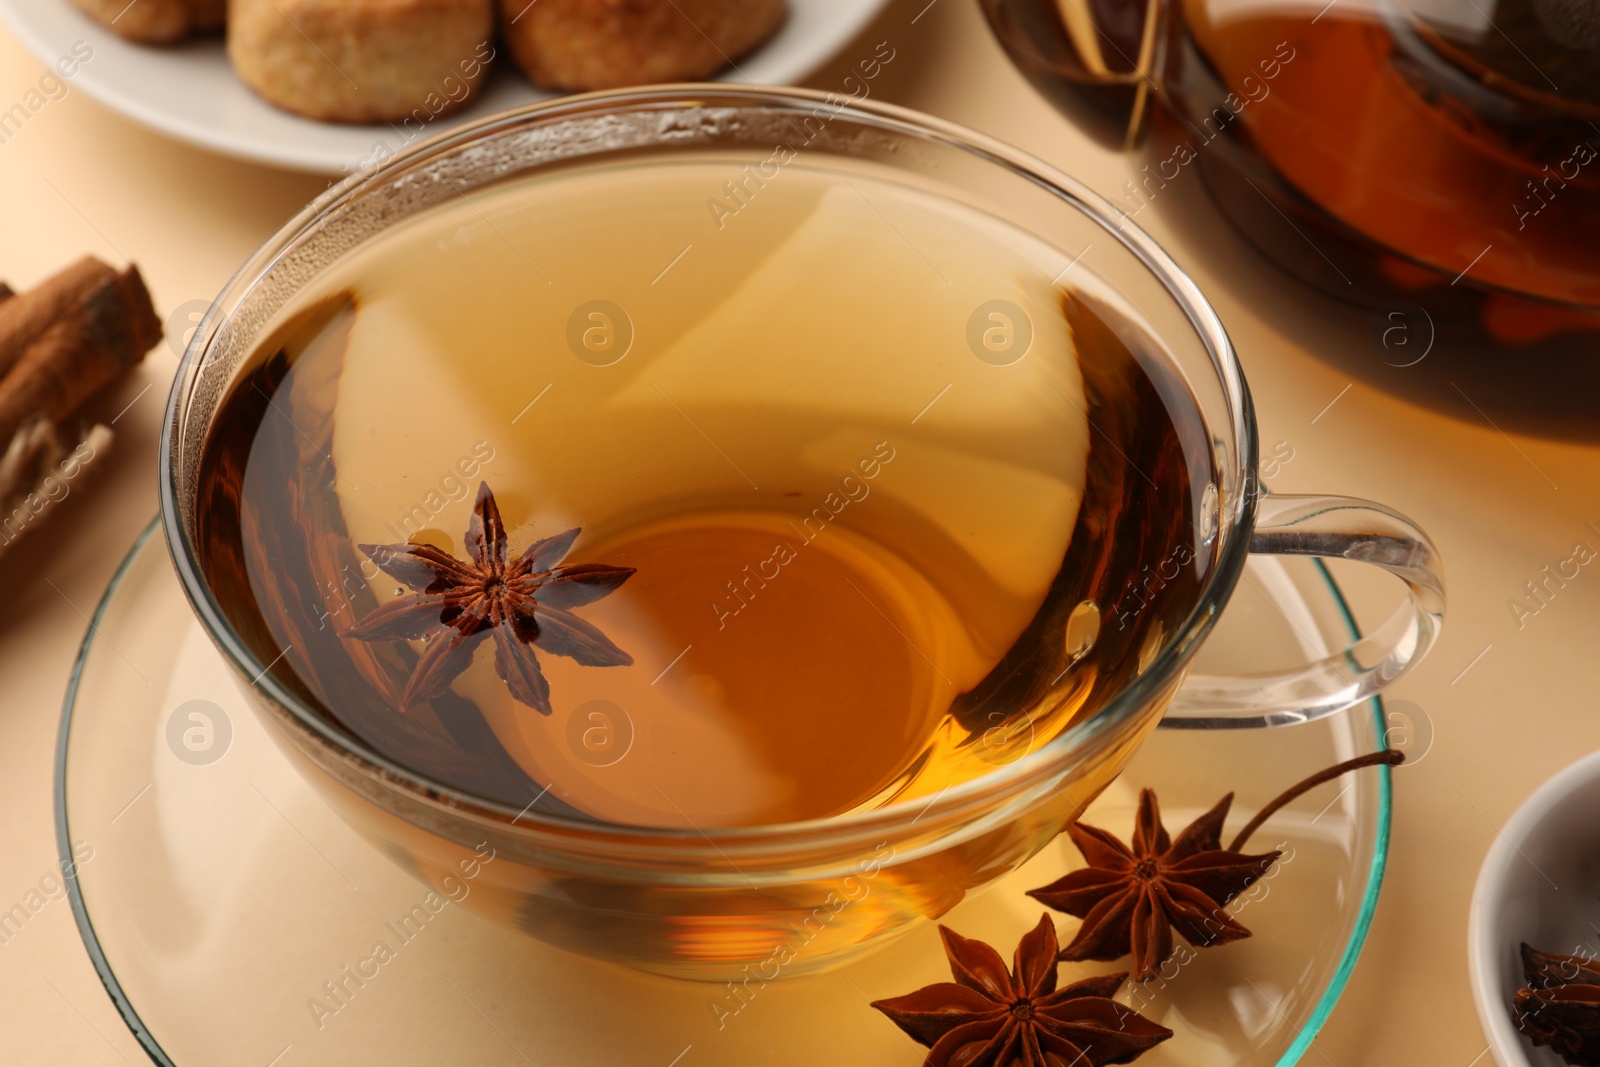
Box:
[977,0,1169,148]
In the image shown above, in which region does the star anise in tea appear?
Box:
[344,482,635,715]
[1028,750,1403,982]
[871,914,1172,1066]
[1514,942,1600,1066]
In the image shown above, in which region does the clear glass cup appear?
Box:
[159,85,1444,980]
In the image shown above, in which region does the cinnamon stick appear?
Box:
[0,265,160,449]
[0,257,117,382]
[0,419,114,557]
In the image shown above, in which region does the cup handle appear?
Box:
[1162,492,1445,729]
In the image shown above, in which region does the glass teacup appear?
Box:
[160,86,1443,980]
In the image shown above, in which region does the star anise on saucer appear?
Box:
[1513,942,1600,1066]
[1028,750,1403,982]
[1027,789,1279,982]
[344,482,635,715]
[870,914,1172,1066]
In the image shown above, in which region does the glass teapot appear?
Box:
[980,0,1600,345]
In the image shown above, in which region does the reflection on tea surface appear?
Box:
[197,162,1212,829]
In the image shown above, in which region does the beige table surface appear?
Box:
[2,2,1597,1063]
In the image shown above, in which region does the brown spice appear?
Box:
[1515,942,1600,1065]
[344,482,636,715]
[0,255,158,556]
[870,914,1172,1066]
[0,263,160,449]
[0,257,118,382]
[1028,749,1404,982]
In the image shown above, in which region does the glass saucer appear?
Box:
[57,519,1392,1067]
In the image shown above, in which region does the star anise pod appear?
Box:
[871,914,1172,1066]
[344,482,635,716]
[1514,942,1600,1065]
[1028,750,1403,982]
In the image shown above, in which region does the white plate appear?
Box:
[0,0,889,173]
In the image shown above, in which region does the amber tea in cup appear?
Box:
[195,160,1205,830]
